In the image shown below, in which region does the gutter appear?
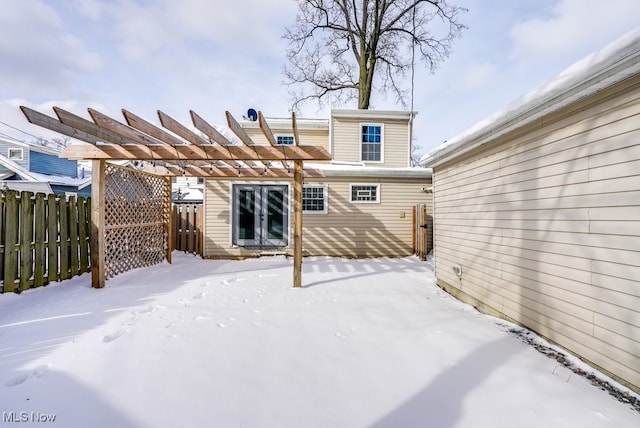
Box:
[421,28,640,168]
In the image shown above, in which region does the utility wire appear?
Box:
[0,120,67,149]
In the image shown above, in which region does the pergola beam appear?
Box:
[226,111,256,146]
[190,110,234,145]
[123,109,190,147]
[158,110,209,146]
[21,106,103,146]
[20,105,333,288]
[89,108,166,147]
[258,111,278,146]
[55,107,135,146]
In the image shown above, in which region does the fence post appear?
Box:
[68,196,79,276]
[19,191,34,291]
[91,159,106,288]
[34,193,46,287]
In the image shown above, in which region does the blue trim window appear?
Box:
[276,135,295,145]
[361,124,382,161]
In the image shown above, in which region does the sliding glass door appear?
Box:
[232,184,288,247]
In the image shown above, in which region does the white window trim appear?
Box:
[275,134,295,145]
[302,183,328,214]
[8,148,23,161]
[227,181,291,248]
[359,123,384,163]
[349,183,381,204]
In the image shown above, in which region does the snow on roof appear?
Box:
[27,170,92,188]
[0,180,54,194]
[420,27,640,167]
[174,188,203,201]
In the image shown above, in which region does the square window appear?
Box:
[303,185,327,213]
[8,148,23,161]
[350,184,380,203]
[361,124,382,161]
[276,135,295,145]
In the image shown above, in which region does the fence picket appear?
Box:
[59,197,69,280]
[0,190,92,293]
[68,196,79,276]
[78,197,89,273]
[34,193,46,287]
[47,194,59,282]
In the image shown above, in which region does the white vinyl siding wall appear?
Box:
[332,117,410,167]
[302,177,430,257]
[431,74,640,391]
[243,126,330,153]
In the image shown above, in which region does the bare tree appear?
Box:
[33,136,70,150]
[283,0,466,110]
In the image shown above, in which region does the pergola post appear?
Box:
[90,159,106,288]
[293,160,303,288]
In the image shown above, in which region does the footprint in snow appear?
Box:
[134,305,160,315]
[192,292,205,299]
[5,364,51,387]
[221,277,247,285]
[103,330,127,343]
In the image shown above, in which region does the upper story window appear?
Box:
[350,184,380,203]
[276,135,295,145]
[303,184,328,214]
[361,124,382,162]
[8,148,23,161]
[197,177,204,184]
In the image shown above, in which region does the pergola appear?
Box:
[20,106,332,288]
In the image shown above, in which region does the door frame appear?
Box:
[230,182,290,248]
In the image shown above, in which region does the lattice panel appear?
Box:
[104,164,169,279]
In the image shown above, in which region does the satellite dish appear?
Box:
[247,108,258,121]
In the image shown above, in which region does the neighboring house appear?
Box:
[203,109,432,258]
[0,136,91,197]
[420,29,640,393]
[172,176,204,203]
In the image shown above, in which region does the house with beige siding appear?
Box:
[420,29,640,393]
[203,109,432,258]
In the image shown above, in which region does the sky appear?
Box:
[0,0,639,157]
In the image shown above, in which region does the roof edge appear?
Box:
[421,27,640,168]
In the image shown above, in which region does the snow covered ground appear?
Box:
[0,254,638,427]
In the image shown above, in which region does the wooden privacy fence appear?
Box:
[413,203,433,261]
[173,203,202,255]
[0,190,91,293]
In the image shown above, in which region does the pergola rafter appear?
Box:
[20,106,332,288]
